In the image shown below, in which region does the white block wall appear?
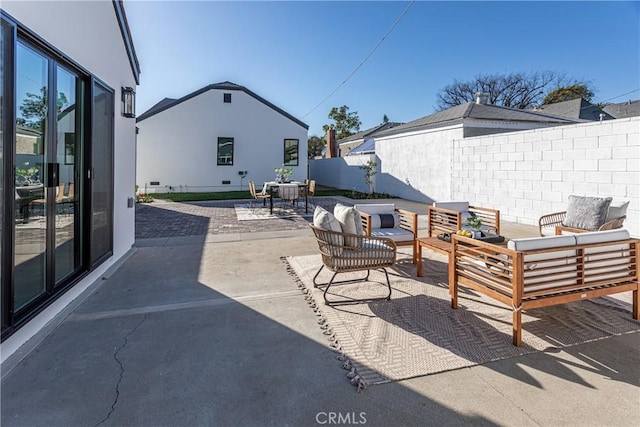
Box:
[311,118,639,237]
[452,117,640,237]
[310,154,377,194]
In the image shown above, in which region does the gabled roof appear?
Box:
[136,81,309,129]
[534,98,614,121]
[603,99,640,119]
[374,102,578,138]
[337,122,404,144]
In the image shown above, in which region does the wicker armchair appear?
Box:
[310,225,396,306]
[248,180,270,208]
[538,211,626,236]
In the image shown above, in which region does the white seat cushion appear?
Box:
[371,228,414,242]
[354,203,396,215]
[573,229,630,245]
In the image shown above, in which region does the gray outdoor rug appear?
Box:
[234,203,316,221]
[284,253,640,390]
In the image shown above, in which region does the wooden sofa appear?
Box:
[428,202,500,237]
[449,229,639,346]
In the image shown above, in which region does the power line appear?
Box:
[302,1,415,119]
[597,88,640,104]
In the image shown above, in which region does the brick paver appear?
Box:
[135,197,342,239]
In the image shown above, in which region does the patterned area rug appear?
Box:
[234,203,316,221]
[284,253,640,390]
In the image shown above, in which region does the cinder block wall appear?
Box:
[452,117,639,236]
[309,154,377,194]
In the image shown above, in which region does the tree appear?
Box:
[17,86,69,129]
[541,84,594,105]
[382,114,389,124]
[307,135,325,158]
[359,160,377,194]
[322,105,361,140]
[435,71,591,111]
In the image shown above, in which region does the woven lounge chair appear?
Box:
[538,196,628,236]
[310,224,396,306]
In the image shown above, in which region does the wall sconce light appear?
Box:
[121,86,136,118]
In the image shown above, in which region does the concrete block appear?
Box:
[542,171,562,182]
[613,171,640,185]
[541,129,563,141]
[599,159,625,172]
[627,158,640,172]
[574,159,598,171]
[551,181,574,193]
[573,136,598,149]
[494,153,508,162]
[563,150,586,160]
[611,119,640,135]
[552,160,573,171]
[524,151,541,161]
[508,152,524,162]
[507,133,525,144]
[515,162,532,171]
[532,160,552,171]
[598,134,627,147]
[628,132,639,146]
[562,127,586,139]
[563,171,585,182]
[501,161,516,170]
[597,183,628,197]
[573,182,599,195]
[613,146,640,159]
[523,130,542,142]
[500,144,516,153]
[552,139,574,150]
[584,122,613,137]
[542,150,562,161]
[516,198,533,209]
[515,142,532,152]
[585,148,612,160]
[584,171,612,184]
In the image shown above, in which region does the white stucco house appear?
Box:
[1,1,140,362]
[136,82,309,193]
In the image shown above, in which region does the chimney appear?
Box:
[475,92,489,105]
[325,128,337,158]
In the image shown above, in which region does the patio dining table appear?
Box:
[262,181,308,215]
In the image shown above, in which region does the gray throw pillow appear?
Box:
[562,195,613,231]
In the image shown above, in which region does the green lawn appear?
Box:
[145,188,393,203]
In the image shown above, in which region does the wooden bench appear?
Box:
[450,229,639,346]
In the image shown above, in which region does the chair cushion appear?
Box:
[433,201,469,212]
[562,195,612,231]
[605,200,629,222]
[353,203,396,215]
[371,228,414,242]
[508,235,576,251]
[334,203,364,246]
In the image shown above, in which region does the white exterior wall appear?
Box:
[310,154,377,193]
[375,125,464,203]
[2,1,138,362]
[136,89,308,192]
[311,118,639,237]
[453,117,640,237]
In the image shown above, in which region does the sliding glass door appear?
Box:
[13,41,84,313]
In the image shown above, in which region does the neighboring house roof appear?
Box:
[348,138,375,155]
[374,102,578,138]
[113,1,141,85]
[137,81,309,129]
[603,99,640,119]
[533,98,614,121]
[337,122,404,145]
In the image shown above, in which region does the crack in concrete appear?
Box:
[95,315,147,427]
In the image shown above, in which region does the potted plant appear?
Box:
[465,216,483,238]
[274,165,293,183]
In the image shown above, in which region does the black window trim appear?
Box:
[223,93,231,103]
[217,137,234,166]
[283,138,299,167]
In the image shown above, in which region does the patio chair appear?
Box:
[310,223,396,306]
[301,179,316,206]
[354,203,418,264]
[428,201,500,237]
[278,183,300,208]
[248,180,270,209]
[538,195,628,236]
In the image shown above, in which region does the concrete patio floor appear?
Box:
[1,197,639,426]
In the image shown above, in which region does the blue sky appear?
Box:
[125,1,640,137]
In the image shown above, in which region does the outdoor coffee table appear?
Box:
[416,235,508,277]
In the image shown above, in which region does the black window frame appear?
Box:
[283,138,299,166]
[223,93,231,103]
[217,137,234,166]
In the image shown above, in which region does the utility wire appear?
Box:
[596,88,640,104]
[302,0,415,119]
